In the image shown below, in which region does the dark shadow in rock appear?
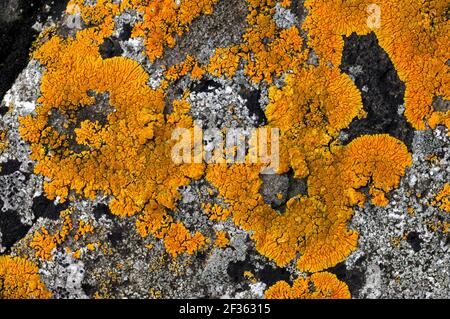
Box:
[0,106,8,116]
[31,194,69,220]
[81,282,96,297]
[108,223,124,247]
[240,88,267,126]
[0,0,69,103]
[0,209,31,251]
[119,24,132,41]
[190,78,222,94]
[328,259,365,297]
[340,32,414,151]
[257,264,291,287]
[227,259,253,283]
[0,159,22,176]
[92,203,112,220]
[99,37,124,59]
[406,231,422,253]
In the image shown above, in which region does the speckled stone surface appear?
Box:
[0,0,449,299]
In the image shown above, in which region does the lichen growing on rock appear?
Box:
[205,134,411,273]
[434,184,450,213]
[303,0,449,130]
[265,272,350,299]
[0,255,52,299]
[0,0,447,300]
[20,31,204,209]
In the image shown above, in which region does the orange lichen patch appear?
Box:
[202,203,231,221]
[428,110,450,132]
[303,0,449,130]
[243,271,257,284]
[21,25,206,258]
[0,130,7,154]
[164,55,204,82]
[136,203,206,257]
[136,204,173,239]
[163,223,206,257]
[74,220,94,241]
[243,25,305,84]
[266,65,365,177]
[214,230,230,248]
[0,256,52,299]
[21,29,204,218]
[297,135,411,271]
[16,0,419,280]
[72,249,82,259]
[86,243,98,251]
[68,0,119,26]
[443,222,450,234]
[205,1,307,83]
[433,184,450,213]
[267,65,365,135]
[313,135,413,209]
[302,0,373,67]
[206,134,411,272]
[265,272,350,299]
[206,46,242,78]
[241,0,307,83]
[30,210,73,260]
[131,0,220,62]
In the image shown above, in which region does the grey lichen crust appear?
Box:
[0,0,449,299]
[349,127,450,298]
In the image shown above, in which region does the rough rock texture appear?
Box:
[340,33,414,150]
[0,0,68,102]
[0,0,449,299]
[348,127,450,298]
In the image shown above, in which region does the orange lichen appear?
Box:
[214,230,230,248]
[74,220,94,241]
[206,134,411,272]
[265,65,366,177]
[243,271,257,284]
[69,0,119,26]
[136,203,206,257]
[86,243,97,251]
[72,249,82,259]
[0,130,7,154]
[0,256,52,299]
[30,210,73,261]
[433,184,450,213]
[303,0,449,130]
[264,272,350,299]
[428,110,450,131]
[206,46,242,78]
[21,25,206,258]
[21,29,204,216]
[16,0,421,294]
[131,0,220,62]
[204,44,411,272]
